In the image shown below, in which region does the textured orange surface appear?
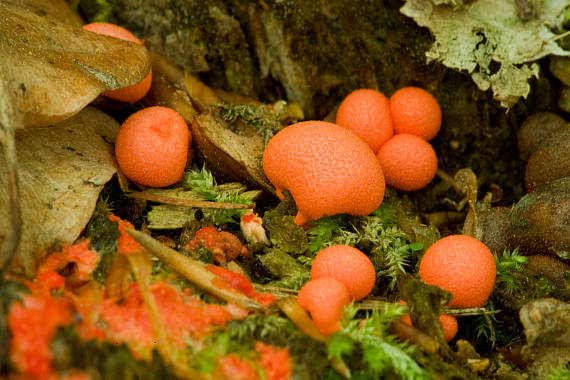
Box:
[297,277,350,335]
[419,235,496,308]
[82,22,152,103]
[336,89,394,152]
[311,245,376,301]
[390,87,441,141]
[400,312,458,342]
[115,106,190,187]
[376,134,437,191]
[262,121,385,225]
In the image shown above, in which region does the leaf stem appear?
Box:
[124,227,265,311]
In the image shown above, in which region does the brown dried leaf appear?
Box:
[8,0,83,26]
[0,1,150,127]
[0,107,119,275]
[192,111,274,194]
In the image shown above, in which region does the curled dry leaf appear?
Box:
[0,107,119,275]
[0,0,151,127]
[192,111,274,194]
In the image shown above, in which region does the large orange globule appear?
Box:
[419,235,496,308]
[262,121,385,225]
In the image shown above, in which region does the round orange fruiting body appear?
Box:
[311,245,376,301]
[376,134,438,192]
[389,87,441,141]
[115,106,190,187]
[262,121,385,226]
[82,22,152,103]
[336,89,394,153]
[297,277,350,335]
[419,235,496,308]
[400,313,458,342]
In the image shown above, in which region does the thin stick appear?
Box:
[549,29,570,43]
[124,227,264,310]
[277,296,326,342]
[127,251,214,380]
[357,300,500,316]
[436,168,464,195]
[129,191,254,209]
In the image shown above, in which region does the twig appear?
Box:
[127,251,213,380]
[277,296,326,342]
[548,29,570,43]
[124,227,265,310]
[436,168,464,195]
[357,300,500,316]
[254,284,299,297]
[390,320,439,353]
[129,191,254,209]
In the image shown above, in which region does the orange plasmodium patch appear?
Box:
[207,265,276,307]
[102,282,232,347]
[186,227,249,263]
[8,287,74,378]
[256,342,292,380]
[216,342,292,380]
[108,213,143,255]
[37,239,98,283]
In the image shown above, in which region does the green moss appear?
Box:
[258,248,310,289]
[51,325,179,379]
[263,210,309,256]
[78,0,118,23]
[84,211,120,285]
[0,281,29,371]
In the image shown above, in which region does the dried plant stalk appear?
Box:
[127,251,214,380]
[124,227,264,310]
[277,296,326,342]
[129,191,254,209]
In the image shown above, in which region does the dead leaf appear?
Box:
[192,111,274,194]
[0,107,119,276]
[7,0,83,26]
[0,1,150,127]
[401,0,570,108]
